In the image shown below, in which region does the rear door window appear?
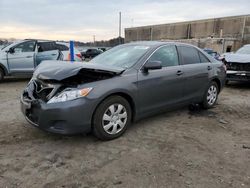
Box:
[38,42,57,52]
[178,46,200,65]
[56,44,69,51]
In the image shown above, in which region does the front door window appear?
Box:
[13,41,36,53]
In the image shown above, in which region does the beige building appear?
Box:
[125,15,250,53]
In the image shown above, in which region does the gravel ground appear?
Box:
[0,78,249,188]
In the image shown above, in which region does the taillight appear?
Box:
[67,54,71,61]
[67,53,82,61]
[76,54,82,59]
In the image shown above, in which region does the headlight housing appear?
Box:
[47,88,92,104]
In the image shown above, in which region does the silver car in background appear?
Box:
[0,39,82,81]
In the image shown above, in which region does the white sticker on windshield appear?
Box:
[134,46,149,50]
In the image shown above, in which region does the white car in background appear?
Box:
[222,44,250,83]
[0,39,83,81]
[55,41,82,61]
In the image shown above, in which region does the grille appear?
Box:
[226,62,250,71]
[24,79,58,102]
[33,80,54,101]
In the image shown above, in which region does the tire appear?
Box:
[0,68,4,82]
[202,81,219,109]
[92,96,132,140]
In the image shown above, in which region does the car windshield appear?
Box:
[90,45,150,69]
[236,46,250,54]
[1,42,13,50]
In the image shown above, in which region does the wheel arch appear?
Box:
[211,77,221,93]
[91,92,137,127]
[0,63,8,76]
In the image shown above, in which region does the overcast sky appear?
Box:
[0,0,249,42]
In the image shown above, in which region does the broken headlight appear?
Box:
[47,88,93,104]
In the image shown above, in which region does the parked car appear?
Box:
[0,39,82,81]
[81,48,102,59]
[98,47,107,52]
[55,42,82,61]
[203,48,220,60]
[20,42,226,140]
[222,44,250,83]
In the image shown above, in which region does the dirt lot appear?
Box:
[0,78,249,188]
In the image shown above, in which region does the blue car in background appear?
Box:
[203,48,220,61]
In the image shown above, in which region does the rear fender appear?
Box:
[0,62,9,75]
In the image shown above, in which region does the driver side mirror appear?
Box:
[143,61,162,72]
[8,47,15,54]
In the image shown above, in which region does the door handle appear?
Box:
[26,56,32,58]
[51,54,57,56]
[207,66,212,70]
[176,70,183,76]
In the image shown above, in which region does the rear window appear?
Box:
[199,52,210,63]
[56,44,69,51]
[38,42,69,52]
[178,46,200,65]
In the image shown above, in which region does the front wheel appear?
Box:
[92,96,132,140]
[202,81,219,109]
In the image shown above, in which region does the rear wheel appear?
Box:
[92,96,132,140]
[0,68,4,82]
[202,81,219,109]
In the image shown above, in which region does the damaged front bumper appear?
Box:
[20,92,94,135]
[226,70,250,82]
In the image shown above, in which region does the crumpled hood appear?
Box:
[33,60,125,81]
[225,53,250,63]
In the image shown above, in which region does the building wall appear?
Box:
[243,16,250,44]
[125,15,250,52]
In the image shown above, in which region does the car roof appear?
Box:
[203,48,213,51]
[24,39,73,44]
[24,39,52,43]
[124,41,198,49]
[126,41,171,46]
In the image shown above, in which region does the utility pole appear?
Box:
[242,16,246,41]
[93,35,95,46]
[150,27,153,41]
[119,11,121,44]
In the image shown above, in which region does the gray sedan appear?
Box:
[21,42,226,140]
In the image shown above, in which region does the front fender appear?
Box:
[82,75,138,120]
